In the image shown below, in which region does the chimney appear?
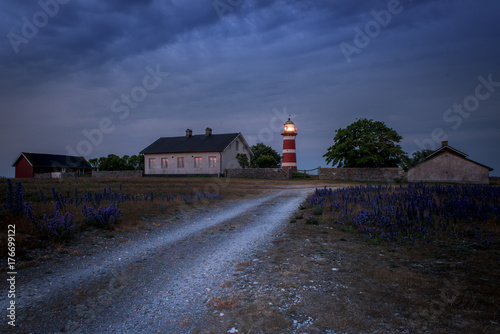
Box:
[205,127,212,136]
[186,129,193,137]
[441,141,448,147]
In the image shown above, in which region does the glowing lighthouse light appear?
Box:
[281,116,298,170]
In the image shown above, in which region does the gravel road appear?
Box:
[3,187,313,333]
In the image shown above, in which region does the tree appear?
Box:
[323,118,406,168]
[88,158,99,170]
[250,143,281,168]
[402,149,434,171]
[102,154,124,170]
[235,153,250,168]
[254,155,279,168]
[91,154,144,171]
[127,155,144,171]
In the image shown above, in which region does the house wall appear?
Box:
[143,151,222,176]
[33,167,89,176]
[34,167,62,174]
[15,156,33,178]
[407,152,490,184]
[221,134,252,171]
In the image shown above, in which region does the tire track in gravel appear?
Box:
[6,188,312,333]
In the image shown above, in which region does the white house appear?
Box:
[140,128,252,176]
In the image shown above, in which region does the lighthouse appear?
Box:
[281,116,298,170]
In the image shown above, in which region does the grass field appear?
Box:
[202,182,500,333]
[2,177,499,332]
[0,176,280,257]
[0,176,336,258]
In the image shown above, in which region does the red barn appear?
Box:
[12,153,92,179]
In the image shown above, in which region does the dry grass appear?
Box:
[0,177,340,264]
[4,177,498,332]
[199,189,500,333]
[0,177,288,256]
[219,280,235,288]
[207,296,239,310]
[234,261,253,271]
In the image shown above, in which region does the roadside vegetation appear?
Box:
[0,177,270,258]
[306,183,499,248]
[3,177,499,332]
[203,182,500,333]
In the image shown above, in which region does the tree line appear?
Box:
[241,119,431,170]
[90,119,433,172]
[88,155,144,171]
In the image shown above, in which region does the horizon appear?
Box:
[1,0,499,177]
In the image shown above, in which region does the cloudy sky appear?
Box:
[1,0,499,177]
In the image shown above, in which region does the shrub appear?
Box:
[82,201,121,228]
[313,207,323,215]
[3,179,26,215]
[306,214,319,225]
[27,202,74,240]
[307,183,500,247]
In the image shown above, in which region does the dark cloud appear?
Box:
[1,0,499,177]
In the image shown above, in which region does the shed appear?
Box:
[12,152,92,179]
[407,141,493,185]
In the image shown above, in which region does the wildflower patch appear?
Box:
[306,183,500,247]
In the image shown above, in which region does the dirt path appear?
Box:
[3,187,316,333]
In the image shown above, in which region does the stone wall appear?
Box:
[226,168,293,180]
[34,172,79,179]
[319,167,405,182]
[92,170,143,178]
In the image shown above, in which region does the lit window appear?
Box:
[194,157,202,168]
[177,157,184,168]
[149,158,156,169]
[161,158,168,168]
[209,156,217,168]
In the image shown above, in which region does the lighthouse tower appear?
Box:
[281,116,298,170]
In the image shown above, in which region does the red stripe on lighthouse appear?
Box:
[283,139,296,150]
[281,117,297,170]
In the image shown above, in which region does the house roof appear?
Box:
[12,152,92,169]
[426,144,467,160]
[140,133,245,154]
[421,144,493,171]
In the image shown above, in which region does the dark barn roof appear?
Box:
[140,133,242,154]
[12,153,92,169]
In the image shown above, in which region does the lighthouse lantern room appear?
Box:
[281,116,298,170]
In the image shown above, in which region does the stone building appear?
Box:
[407,141,493,184]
